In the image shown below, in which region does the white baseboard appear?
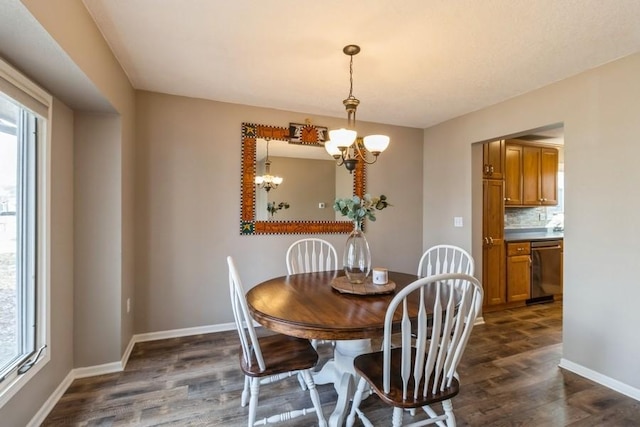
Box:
[74,360,124,379]
[133,322,236,343]
[27,371,74,427]
[559,358,640,401]
[474,316,485,326]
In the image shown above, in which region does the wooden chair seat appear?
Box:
[240,334,319,378]
[353,348,460,409]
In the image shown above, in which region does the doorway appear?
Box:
[473,124,564,315]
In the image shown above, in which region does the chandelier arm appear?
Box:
[335,147,351,166]
[352,139,378,164]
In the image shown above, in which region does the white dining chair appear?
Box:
[417,244,475,278]
[227,256,327,427]
[346,273,484,427]
[286,238,338,275]
[286,238,338,356]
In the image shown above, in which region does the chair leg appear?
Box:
[248,377,260,427]
[346,376,368,427]
[297,372,307,390]
[442,400,456,427]
[301,369,327,427]
[392,407,403,427]
[241,375,250,407]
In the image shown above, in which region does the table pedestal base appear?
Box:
[313,339,372,427]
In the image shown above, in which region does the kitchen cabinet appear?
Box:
[482,179,505,306]
[483,139,504,179]
[506,242,531,302]
[504,144,523,205]
[505,142,558,206]
[539,147,559,205]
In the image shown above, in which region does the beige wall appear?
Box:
[134,90,424,333]
[424,53,640,391]
[74,113,122,366]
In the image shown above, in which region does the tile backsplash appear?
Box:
[505,206,563,229]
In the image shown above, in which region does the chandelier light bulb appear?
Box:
[329,128,357,149]
[363,135,390,155]
[324,139,341,157]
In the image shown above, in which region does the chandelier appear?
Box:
[255,139,283,192]
[324,45,390,172]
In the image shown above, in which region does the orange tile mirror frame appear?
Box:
[240,122,365,235]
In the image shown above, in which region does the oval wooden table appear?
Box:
[246,270,420,427]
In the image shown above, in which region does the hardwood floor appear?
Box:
[42,302,640,426]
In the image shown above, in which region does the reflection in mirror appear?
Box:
[255,138,354,221]
[241,123,365,235]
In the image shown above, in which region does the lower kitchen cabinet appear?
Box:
[506,242,531,302]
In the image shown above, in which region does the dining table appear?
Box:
[246,269,422,427]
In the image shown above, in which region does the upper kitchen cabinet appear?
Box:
[505,141,559,206]
[483,139,505,179]
[538,147,559,205]
[504,144,523,205]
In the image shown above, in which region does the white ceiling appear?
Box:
[77,1,640,129]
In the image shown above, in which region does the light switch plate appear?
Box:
[454,217,463,227]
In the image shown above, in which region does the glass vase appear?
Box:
[344,220,371,283]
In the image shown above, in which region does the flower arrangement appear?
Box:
[333,194,391,223]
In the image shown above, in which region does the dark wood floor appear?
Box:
[42,302,640,426]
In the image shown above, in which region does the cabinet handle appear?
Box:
[489,165,494,174]
[483,237,489,245]
[489,237,494,245]
[505,197,511,201]
[517,247,524,251]
[484,164,489,174]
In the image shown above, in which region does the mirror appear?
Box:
[241,122,365,235]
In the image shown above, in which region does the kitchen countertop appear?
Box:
[504,228,564,242]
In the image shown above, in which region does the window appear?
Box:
[0,58,50,405]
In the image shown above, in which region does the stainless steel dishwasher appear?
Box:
[528,240,563,304]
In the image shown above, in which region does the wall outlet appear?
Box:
[318,202,326,209]
[126,298,131,313]
[539,213,547,221]
[454,217,463,227]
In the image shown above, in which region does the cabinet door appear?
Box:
[484,243,505,305]
[483,139,504,179]
[540,148,558,205]
[483,179,505,305]
[507,254,531,302]
[522,146,541,205]
[504,144,523,205]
